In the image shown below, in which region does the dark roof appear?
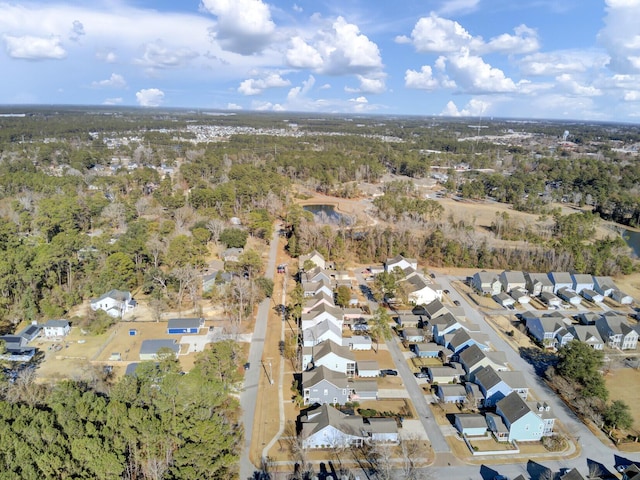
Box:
[497,391,531,424]
[140,339,179,355]
[167,318,203,330]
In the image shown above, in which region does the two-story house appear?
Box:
[302,366,350,405]
[474,366,529,407]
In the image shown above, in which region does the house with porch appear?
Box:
[525,312,572,348]
[300,404,398,449]
[301,303,344,330]
[303,340,356,376]
[593,276,617,297]
[495,392,547,443]
[596,314,638,350]
[446,329,490,354]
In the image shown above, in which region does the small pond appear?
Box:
[623,229,640,258]
[303,204,353,226]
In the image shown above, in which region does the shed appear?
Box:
[454,414,488,437]
[436,384,467,403]
[357,360,380,377]
[167,318,204,335]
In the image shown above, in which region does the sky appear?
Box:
[1,0,640,123]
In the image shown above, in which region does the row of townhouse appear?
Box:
[297,251,399,448]
[523,310,639,350]
[402,294,557,444]
[473,271,633,307]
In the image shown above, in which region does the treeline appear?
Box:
[0,341,242,479]
[285,207,633,275]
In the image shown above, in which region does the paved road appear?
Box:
[239,226,280,480]
[439,275,640,475]
[355,271,451,453]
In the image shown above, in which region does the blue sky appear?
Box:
[1,0,639,122]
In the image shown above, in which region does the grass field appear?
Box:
[605,368,640,433]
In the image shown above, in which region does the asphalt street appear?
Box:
[239,226,280,480]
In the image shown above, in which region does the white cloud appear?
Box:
[285,17,383,76]
[226,102,243,109]
[3,34,66,60]
[519,51,607,76]
[96,51,118,63]
[201,0,275,55]
[437,0,481,15]
[293,4,303,13]
[441,98,489,117]
[598,0,640,73]
[405,65,440,90]
[444,49,517,93]
[396,13,482,53]
[134,42,198,70]
[253,101,285,111]
[91,73,127,89]
[319,83,331,90]
[286,36,324,69]
[238,73,291,95]
[555,74,602,96]
[103,97,123,105]
[482,24,539,55]
[136,88,164,107]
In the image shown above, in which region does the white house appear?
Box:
[510,288,531,305]
[356,360,379,378]
[472,272,501,295]
[304,340,356,376]
[401,274,440,305]
[568,325,604,350]
[593,276,617,297]
[611,289,634,305]
[90,289,136,318]
[299,250,327,270]
[42,319,70,337]
[499,271,526,293]
[303,319,343,347]
[548,272,573,294]
[301,404,398,449]
[571,273,594,294]
[301,303,344,331]
[385,254,417,273]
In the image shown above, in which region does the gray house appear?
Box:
[524,272,554,296]
[472,272,501,295]
[593,276,617,297]
[302,366,350,405]
[568,325,604,350]
[596,314,639,350]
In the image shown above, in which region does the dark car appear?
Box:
[243,362,250,371]
[380,369,398,376]
[443,289,450,294]
[453,300,461,306]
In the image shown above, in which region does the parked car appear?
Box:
[244,362,251,371]
[380,369,398,376]
[453,300,461,306]
[414,371,428,378]
[443,289,450,294]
